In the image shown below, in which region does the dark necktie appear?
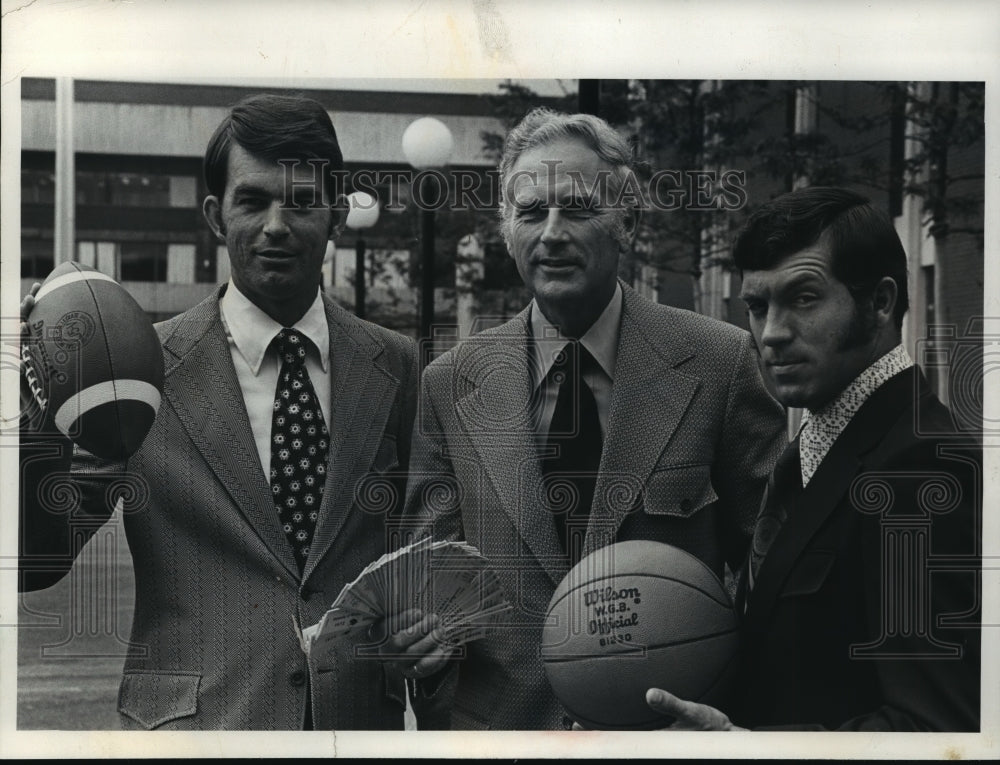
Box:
[270,328,329,572]
[747,437,802,591]
[540,341,603,564]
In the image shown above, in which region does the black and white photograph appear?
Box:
[1,0,996,759]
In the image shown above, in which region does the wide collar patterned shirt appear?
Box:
[798,343,913,487]
[219,281,332,481]
[529,282,623,439]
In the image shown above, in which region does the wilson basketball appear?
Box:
[540,540,738,730]
[24,261,164,460]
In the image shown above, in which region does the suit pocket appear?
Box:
[643,463,718,517]
[780,551,837,598]
[118,670,200,729]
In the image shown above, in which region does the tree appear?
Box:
[476,79,983,323]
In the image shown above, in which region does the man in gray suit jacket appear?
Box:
[386,108,785,730]
[19,94,416,730]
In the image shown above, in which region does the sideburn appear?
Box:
[838,294,879,351]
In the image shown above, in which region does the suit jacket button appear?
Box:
[679,498,693,513]
[290,670,307,687]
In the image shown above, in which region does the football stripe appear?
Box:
[35,270,119,303]
[54,379,162,436]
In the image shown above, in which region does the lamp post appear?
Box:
[345,191,380,319]
[402,117,454,342]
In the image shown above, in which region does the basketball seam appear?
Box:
[693,641,740,704]
[563,711,664,731]
[540,626,739,663]
[549,572,733,612]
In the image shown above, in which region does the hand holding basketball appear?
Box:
[541,540,740,730]
[571,688,745,731]
[644,688,746,730]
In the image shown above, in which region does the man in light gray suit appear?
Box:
[387,107,786,730]
[19,94,416,729]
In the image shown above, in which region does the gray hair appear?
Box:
[497,107,640,248]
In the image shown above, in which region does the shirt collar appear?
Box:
[219,281,330,375]
[797,343,913,486]
[804,343,913,423]
[529,282,623,386]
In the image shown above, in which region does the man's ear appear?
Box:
[328,195,347,241]
[872,276,898,326]
[203,196,227,243]
[619,206,642,253]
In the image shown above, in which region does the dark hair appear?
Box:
[204,93,344,200]
[733,186,909,329]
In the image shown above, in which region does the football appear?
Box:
[23,261,164,460]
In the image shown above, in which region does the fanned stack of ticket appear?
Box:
[301,537,511,656]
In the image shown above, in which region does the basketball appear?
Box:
[23,261,165,460]
[540,540,738,730]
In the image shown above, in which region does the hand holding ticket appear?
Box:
[302,537,511,661]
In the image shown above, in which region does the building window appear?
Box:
[119,241,169,281]
[22,169,56,205]
[73,171,197,208]
[21,239,54,279]
[24,167,199,208]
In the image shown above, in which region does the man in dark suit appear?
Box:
[19,94,417,729]
[384,107,786,730]
[645,187,980,731]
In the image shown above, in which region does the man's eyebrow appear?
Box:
[513,198,543,211]
[516,193,598,210]
[775,272,827,295]
[739,271,826,301]
[232,182,268,196]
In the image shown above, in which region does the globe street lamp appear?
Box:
[402,117,454,342]
[345,191,380,319]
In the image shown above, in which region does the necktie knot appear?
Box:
[275,328,310,367]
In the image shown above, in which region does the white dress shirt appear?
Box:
[219,281,332,481]
[529,283,623,440]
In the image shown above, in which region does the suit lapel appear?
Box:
[745,369,919,624]
[161,290,299,579]
[303,298,399,582]
[454,308,567,585]
[582,285,698,558]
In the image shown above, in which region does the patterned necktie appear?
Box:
[747,437,802,591]
[541,341,603,564]
[270,328,329,572]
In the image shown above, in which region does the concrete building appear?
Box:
[20,78,508,327]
